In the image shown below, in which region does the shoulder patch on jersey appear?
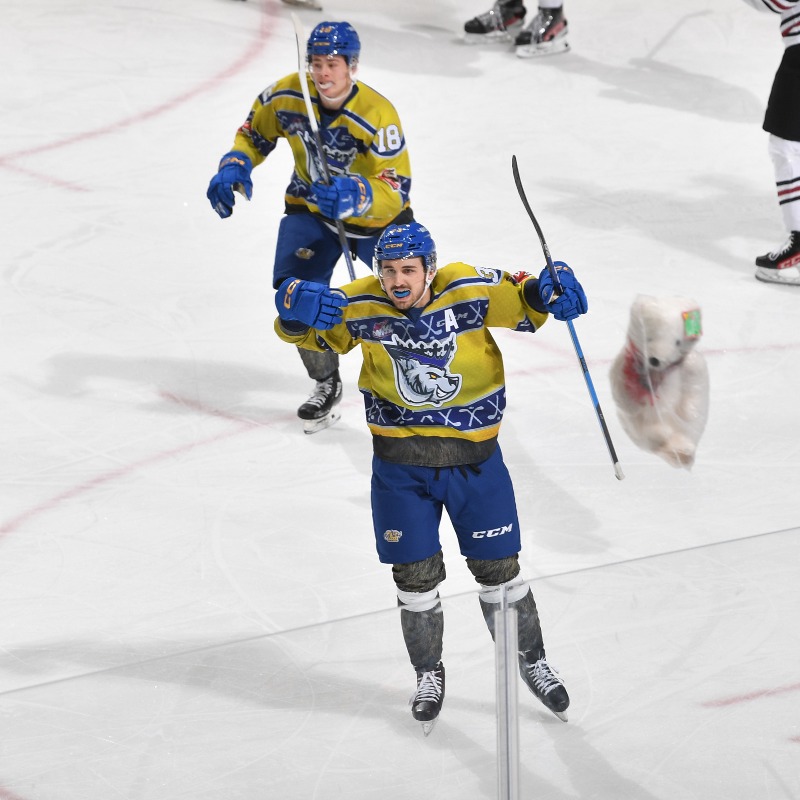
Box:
[509,270,531,285]
[258,81,278,104]
[473,266,503,285]
[377,167,401,190]
[371,320,394,339]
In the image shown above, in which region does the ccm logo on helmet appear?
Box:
[472,524,513,539]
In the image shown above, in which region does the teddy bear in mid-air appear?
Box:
[609,295,709,470]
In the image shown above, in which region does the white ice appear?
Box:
[1,0,799,797]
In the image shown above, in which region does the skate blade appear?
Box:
[302,409,341,434]
[755,266,800,286]
[515,38,570,58]
[552,709,568,723]
[463,29,516,45]
[281,0,323,9]
[420,718,438,736]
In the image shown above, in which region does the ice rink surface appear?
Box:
[1,0,799,797]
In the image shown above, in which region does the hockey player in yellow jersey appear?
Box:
[207,21,413,431]
[274,221,588,733]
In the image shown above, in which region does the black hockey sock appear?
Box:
[479,588,545,661]
[399,599,444,673]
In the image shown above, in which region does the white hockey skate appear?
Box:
[518,656,569,721]
[297,370,342,434]
[755,231,800,286]
[515,6,570,58]
[410,662,445,736]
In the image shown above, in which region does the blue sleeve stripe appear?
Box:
[260,87,307,106]
[340,107,376,136]
[437,276,489,297]
[369,139,406,159]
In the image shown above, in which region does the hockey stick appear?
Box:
[511,155,625,481]
[291,13,356,281]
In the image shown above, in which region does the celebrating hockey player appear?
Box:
[274,221,588,733]
[207,21,414,431]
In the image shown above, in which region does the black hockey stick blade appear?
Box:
[512,154,561,292]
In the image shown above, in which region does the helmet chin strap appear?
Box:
[314,66,357,108]
[317,80,351,107]
[409,269,435,308]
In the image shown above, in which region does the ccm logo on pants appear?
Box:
[472,524,513,539]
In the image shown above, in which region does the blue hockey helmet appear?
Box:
[374,222,437,282]
[307,21,361,65]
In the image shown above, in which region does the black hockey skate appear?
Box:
[410,662,445,736]
[518,655,569,721]
[515,6,569,58]
[297,370,342,434]
[755,231,800,286]
[464,1,527,43]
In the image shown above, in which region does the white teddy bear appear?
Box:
[609,295,709,470]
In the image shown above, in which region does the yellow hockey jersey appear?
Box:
[231,73,412,236]
[275,263,549,446]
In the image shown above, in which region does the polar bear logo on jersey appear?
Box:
[383,333,462,407]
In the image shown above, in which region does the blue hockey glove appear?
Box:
[537,262,588,321]
[207,151,253,219]
[275,278,348,330]
[313,174,373,220]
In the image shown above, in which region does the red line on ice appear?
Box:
[0,2,275,189]
[0,786,33,800]
[0,392,268,538]
[701,681,800,708]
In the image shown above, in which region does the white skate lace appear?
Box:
[524,659,564,696]
[519,7,559,39]
[414,669,443,704]
[769,233,796,259]
[303,377,335,409]
[520,8,545,34]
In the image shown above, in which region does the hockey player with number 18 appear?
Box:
[273,221,588,733]
[207,21,414,431]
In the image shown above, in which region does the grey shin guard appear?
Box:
[297,346,339,381]
[397,587,444,672]
[478,582,545,661]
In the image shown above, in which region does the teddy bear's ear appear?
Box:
[630,294,657,322]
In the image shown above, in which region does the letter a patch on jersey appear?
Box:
[443,308,459,332]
